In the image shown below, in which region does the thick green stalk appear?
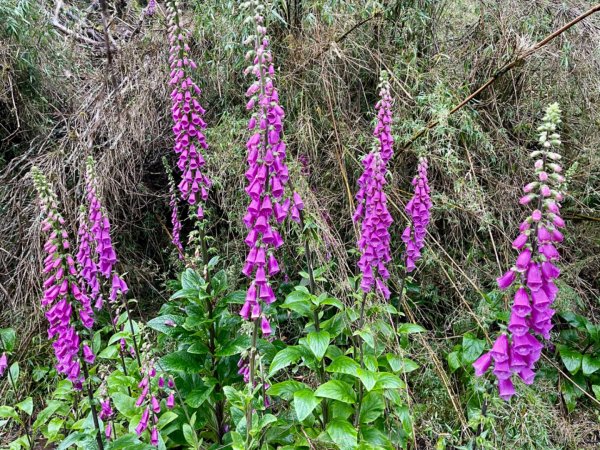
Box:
[82,361,104,450]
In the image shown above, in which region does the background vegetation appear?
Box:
[1,0,599,448]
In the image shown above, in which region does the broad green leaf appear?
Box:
[0,328,16,352]
[46,417,64,440]
[215,335,250,357]
[397,323,426,334]
[582,355,600,376]
[373,373,405,390]
[183,423,196,447]
[186,384,215,408]
[447,351,461,372]
[112,392,138,418]
[306,331,330,361]
[364,354,378,372]
[326,418,358,449]
[321,298,344,310]
[269,346,302,376]
[359,392,384,424]
[356,329,375,349]
[106,433,152,450]
[326,356,360,376]
[461,334,486,365]
[187,342,210,355]
[222,291,246,305]
[315,380,356,404]
[147,315,184,335]
[211,270,228,295]
[592,385,600,400]
[15,397,33,416]
[293,389,320,421]
[33,401,62,429]
[361,427,392,448]
[160,351,204,373]
[267,380,307,401]
[157,411,178,430]
[9,362,19,386]
[0,406,19,421]
[181,269,205,290]
[56,432,87,450]
[558,345,583,374]
[357,368,377,392]
[98,345,119,359]
[386,354,419,373]
[281,290,313,317]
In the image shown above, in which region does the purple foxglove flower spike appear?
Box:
[167,3,211,216]
[353,73,395,298]
[475,104,566,401]
[401,157,432,273]
[32,167,97,388]
[239,4,296,337]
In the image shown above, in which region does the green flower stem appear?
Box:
[81,360,104,450]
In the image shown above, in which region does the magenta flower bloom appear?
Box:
[474,104,565,400]
[167,392,175,409]
[401,157,432,273]
[167,2,211,216]
[151,426,159,446]
[33,167,96,388]
[0,353,7,377]
[136,407,150,435]
[99,398,113,420]
[239,7,296,334]
[353,75,394,298]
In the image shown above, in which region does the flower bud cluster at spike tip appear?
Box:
[239,1,299,333]
[373,74,394,165]
[134,358,176,445]
[401,157,432,273]
[166,2,211,217]
[475,104,566,401]
[145,0,156,16]
[32,167,95,389]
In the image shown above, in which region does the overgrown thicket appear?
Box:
[1,0,599,449]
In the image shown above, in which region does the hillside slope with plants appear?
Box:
[1,1,599,449]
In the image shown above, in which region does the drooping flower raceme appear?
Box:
[239,4,300,333]
[32,168,96,389]
[353,75,394,299]
[166,2,211,217]
[474,103,566,400]
[80,157,129,306]
[401,157,432,272]
[134,355,176,446]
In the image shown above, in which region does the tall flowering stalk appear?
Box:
[166,1,211,217]
[473,104,566,400]
[32,168,95,387]
[401,157,432,273]
[32,168,104,449]
[240,1,296,333]
[239,0,299,438]
[353,74,394,299]
[79,158,137,365]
